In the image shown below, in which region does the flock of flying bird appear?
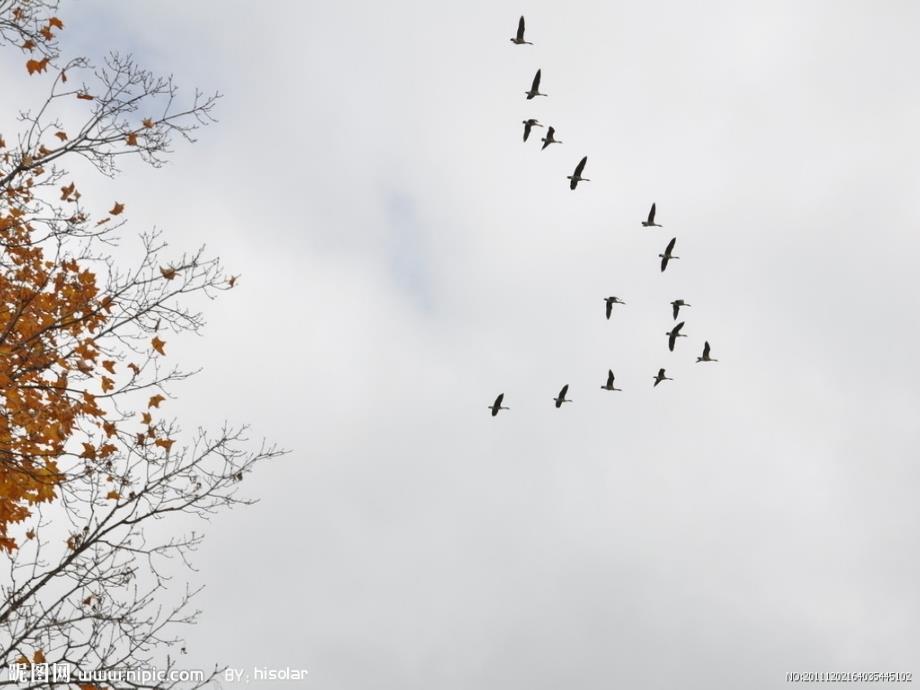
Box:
[489,16,719,418]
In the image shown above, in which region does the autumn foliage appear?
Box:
[0,204,111,550]
[0,8,113,551]
[1,3,277,684]
[0,2,219,552]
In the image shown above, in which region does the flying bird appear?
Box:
[601,370,622,391]
[567,156,590,190]
[553,384,572,408]
[671,299,691,320]
[522,118,542,142]
[525,69,547,99]
[642,203,662,227]
[659,237,679,272]
[653,368,673,387]
[488,393,510,416]
[666,321,687,352]
[603,296,626,320]
[541,126,562,150]
[697,341,719,363]
[510,16,533,45]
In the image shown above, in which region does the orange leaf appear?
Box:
[109,202,124,215]
[103,421,117,437]
[228,275,239,288]
[126,132,138,146]
[80,443,97,460]
[55,131,68,141]
[140,411,152,425]
[142,118,155,129]
[22,39,36,51]
[148,394,165,409]
[151,336,166,355]
[106,491,120,500]
[48,17,64,29]
[25,529,35,540]
[160,266,176,280]
[155,438,175,453]
[128,363,141,376]
[26,57,49,75]
[136,433,145,446]
[102,360,116,374]
[76,92,94,100]
[101,376,114,393]
[33,649,46,664]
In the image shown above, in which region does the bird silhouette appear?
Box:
[488,393,510,416]
[696,341,719,363]
[525,69,547,99]
[653,368,673,387]
[603,296,626,320]
[659,237,679,272]
[553,384,572,408]
[510,16,533,45]
[601,370,622,391]
[522,118,542,142]
[567,156,590,190]
[642,203,662,227]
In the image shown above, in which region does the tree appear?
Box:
[0,3,283,686]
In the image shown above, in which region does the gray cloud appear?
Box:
[14,0,920,686]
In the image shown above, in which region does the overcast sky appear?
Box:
[6,0,920,686]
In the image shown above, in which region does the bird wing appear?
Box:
[574,156,587,176]
[517,16,526,41]
[674,321,685,335]
[560,384,569,399]
[668,332,676,351]
[648,203,656,223]
[607,370,615,387]
[658,368,665,377]
[523,121,531,141]
[672,302,679,320]
[605,300,612,319]
[703,341,710,358]
[665,237,676,254]
[494,393,504,407]
[531,69,541,91]
[660,255,669,272]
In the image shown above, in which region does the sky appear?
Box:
[5,0,920,687]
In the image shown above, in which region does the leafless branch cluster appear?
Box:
[2,427,284,689]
